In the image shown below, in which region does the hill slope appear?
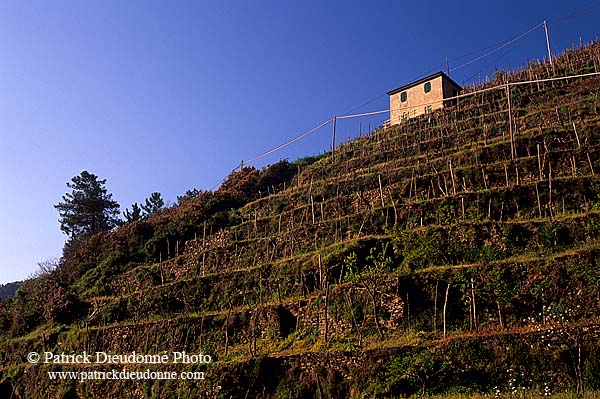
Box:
[0,283,19,301]
[2,42,600,398]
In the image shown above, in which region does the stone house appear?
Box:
[386,71,462,125]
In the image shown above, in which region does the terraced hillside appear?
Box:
[2,42,600,398]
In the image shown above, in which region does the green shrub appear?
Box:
[537,221,571,248]
[504,223,532,249]
[585,350,600,390]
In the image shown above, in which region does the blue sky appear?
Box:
[1,0,598,284]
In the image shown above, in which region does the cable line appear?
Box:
[244,119,333,165]
[450,22,545,73]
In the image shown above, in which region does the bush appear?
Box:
[42,284,87,325]
[504,223,532,249]
[537,221,571,248]
[585,350,600,390]
[257,160,295,193]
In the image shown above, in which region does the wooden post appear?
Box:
[406,291,411,331]
[469,290,473,331]
[320,201,324,223]
[331,116,337,163]
[497,301,504,329]
[310,195,315,225]
[443,283,451,337]
[544,20,555,73]
[433,280,438,334]
[548,162,554,219]
[506,83,516,160]
[573,122,581,147]
[449,160,456,195]
[224,297,232,356]
[378,174,385,208]
[587,153,596,176]
[278,213,282,235]
[318,254,323,291]
[324,281,329,342]
[308,178,315,225]
[471,278,477,331]
[481,167,488,190]
[388,188,398,225]
[537,144,543,180]
[535,182,543,218]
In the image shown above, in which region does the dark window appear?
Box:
[424,82,431,93]
[400,91,407,102]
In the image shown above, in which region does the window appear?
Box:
[424,82,431,93]
[400,91,407,102]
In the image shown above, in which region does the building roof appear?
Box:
[386,71,462,96]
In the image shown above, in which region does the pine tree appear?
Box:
[54,171,120,238]
[141,192,164,217]
[123,203,142,223]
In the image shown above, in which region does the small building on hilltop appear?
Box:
[387,71,462,125]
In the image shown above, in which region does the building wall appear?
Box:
[442,78,460,107]
[389,75,445,125]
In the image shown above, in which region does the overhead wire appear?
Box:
[449,22,545,73]
[215,69,600,189]
[339,22,545,117]
[248,69,600,161]
[463,48,515,85]
[243,119,333,165]
[212,8,598,189]
[241,42,596,169]
[552,0,600,23]
[336,109,389,120]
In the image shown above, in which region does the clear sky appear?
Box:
[1,0,598,284]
